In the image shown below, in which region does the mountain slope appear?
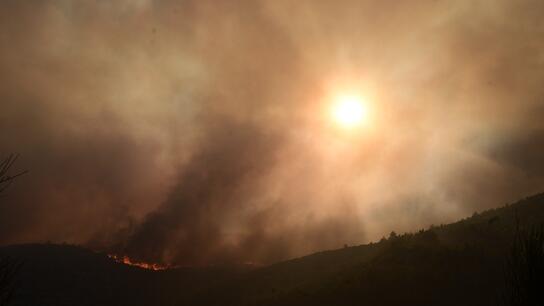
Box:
[193,193,544,306]
[1,193,543,306]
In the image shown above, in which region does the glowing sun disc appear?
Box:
[332,94,368,128]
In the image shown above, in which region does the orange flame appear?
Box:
[108,254,171,271]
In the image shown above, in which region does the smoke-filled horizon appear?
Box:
[1,0,543,265]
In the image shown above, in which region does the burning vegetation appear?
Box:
[107,254,171,271]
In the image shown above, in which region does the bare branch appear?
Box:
[0,154,28,194]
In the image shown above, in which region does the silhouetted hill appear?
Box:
[0,244,248,306]
[1,193,543,306]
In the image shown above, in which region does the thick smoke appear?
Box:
[1,0,543,265]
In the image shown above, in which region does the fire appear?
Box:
[108,254,171,271]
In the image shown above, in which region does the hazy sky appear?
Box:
[1,0,543,265]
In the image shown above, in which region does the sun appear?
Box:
[331,94,368,128]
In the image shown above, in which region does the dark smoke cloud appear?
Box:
[122,119,285,264]
[1,0,544,265]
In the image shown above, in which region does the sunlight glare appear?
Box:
[332,94,368,128]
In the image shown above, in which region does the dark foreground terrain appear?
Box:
[2,193,544,306]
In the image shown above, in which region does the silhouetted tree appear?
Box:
[0,154,26,305]
[389,231,398,239]
[503,225,544,306]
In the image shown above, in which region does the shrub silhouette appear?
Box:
[503,224,544,306]
[0,258,21,306]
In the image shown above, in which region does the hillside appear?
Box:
[0,244,247,306]
[1,193,543,306]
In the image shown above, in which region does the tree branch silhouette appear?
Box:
[0,154,28,194]
[0,154,26,305]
